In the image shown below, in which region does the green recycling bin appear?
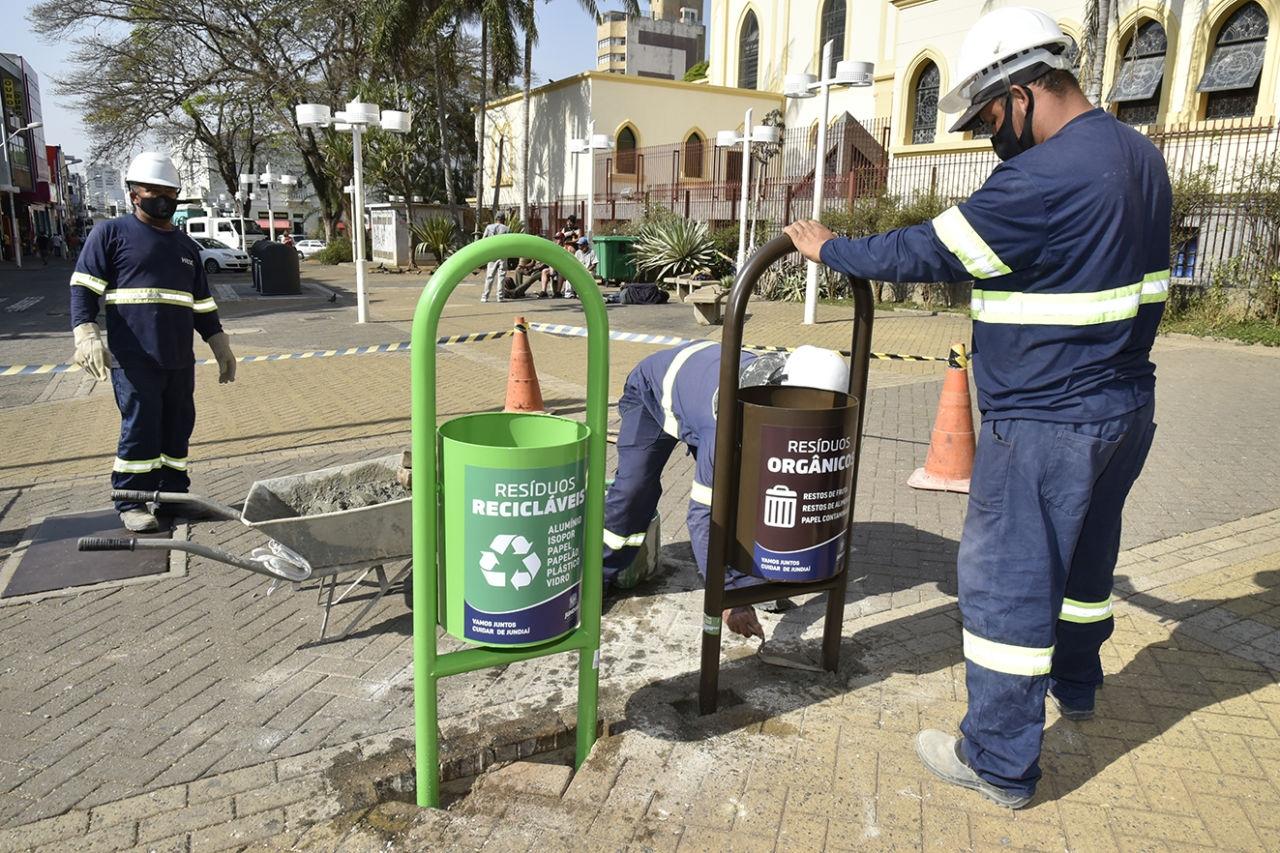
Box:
[438,412,589,646]
[593,235,639,282]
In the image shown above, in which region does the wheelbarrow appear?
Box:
[77,455,412,644]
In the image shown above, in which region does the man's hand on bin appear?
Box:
[72,323,111,381]
[783,220,837,264]
[723,605,765,639]
[207,332,237,383]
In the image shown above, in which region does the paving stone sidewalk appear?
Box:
[1,511,1277,852]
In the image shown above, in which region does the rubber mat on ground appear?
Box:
[2,509,175,597]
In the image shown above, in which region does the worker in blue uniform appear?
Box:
[785,6,1170,809]
[602,342,849,639]
[70,152,238,533]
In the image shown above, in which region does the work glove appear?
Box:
[207,332,237,384]
[72,323,111,381]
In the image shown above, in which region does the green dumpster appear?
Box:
[593,234,639,282]
[438,412,589,647]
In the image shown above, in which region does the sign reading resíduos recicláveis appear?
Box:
[462,460,586,644]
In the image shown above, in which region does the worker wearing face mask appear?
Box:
[69,152,237,533]
[784,7,1171,810]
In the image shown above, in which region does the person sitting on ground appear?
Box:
[555,213,582,244]
[564,236,597,300]
[501,258,537,299]
[539,236,578,298]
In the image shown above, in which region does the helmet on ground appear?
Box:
[940,6,1073,133]
[781,345,849,394]
[124,152,182,190]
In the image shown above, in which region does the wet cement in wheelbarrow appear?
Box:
[287,480,410,515]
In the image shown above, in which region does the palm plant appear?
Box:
[632,217,718,281]
[413,216,459,264]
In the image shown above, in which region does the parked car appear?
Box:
[295,239,327,259]
[194,237,251,273]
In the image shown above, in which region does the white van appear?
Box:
[184,217,268,250]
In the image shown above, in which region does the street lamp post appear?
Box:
[716,110,781,272]
[1,120,43,268]
[295,100,411,323]
[257,166,297,242]
[784,43,874,324]
[568,123,613,237]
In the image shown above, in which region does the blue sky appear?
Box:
[6,1,713,169]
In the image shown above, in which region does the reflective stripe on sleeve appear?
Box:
[962,629,1054,676]
[160,454,189,471]
[1140,270,1170,304]
[105,288,196,309]
[931,207,1012,279]
[690,480,713,506]
[972,281,1142,326]
[193,297,219,313]
[71,272,109,294]
[1059,595,1113,624]
[603,529,647,550]
[113,456,162,474]
[661,341,717,438]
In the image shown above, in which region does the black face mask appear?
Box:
[991,89,1037,161]
[137,194,178,221]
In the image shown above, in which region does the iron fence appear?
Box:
[522,114,1280,290]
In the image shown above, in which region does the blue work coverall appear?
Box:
[602,342,761,591]
[819,109,1170,798]
[71,215,224,512]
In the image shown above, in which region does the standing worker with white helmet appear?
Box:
[785,7,1170,807]
[70,152,238,533]
[602,342,848,638]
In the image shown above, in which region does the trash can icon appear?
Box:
[763,485,798,529]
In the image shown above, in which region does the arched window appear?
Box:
[1109,19,1168,125]
[1198,2,1270,119]
[616,126,637,174]
[683,132,704,178]
[739,11,759,90]
[911,62,940,145]
[820,0,846,68]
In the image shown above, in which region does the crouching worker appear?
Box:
[602,342,848,638]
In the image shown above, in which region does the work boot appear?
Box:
[915,730,1032,809]
[119,508,160,533]
[1049,690,1095,721]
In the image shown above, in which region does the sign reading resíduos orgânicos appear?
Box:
[461,460,587,644]
[750,423,854,581]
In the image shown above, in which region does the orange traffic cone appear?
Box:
[504,317,545,413]
[908,343,975,494]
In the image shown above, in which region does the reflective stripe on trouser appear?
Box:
[957,400,1156,798]
[111,364,197,511]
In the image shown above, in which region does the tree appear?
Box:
[1079,0,1115,106]
[517,1,639,227]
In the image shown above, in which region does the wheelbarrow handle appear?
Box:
[78,537,136,551]
[76,536,309,583]
[110,490,241,521]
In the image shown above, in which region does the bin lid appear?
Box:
[592,235,638,243]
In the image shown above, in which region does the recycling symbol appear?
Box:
[479,534,542,589]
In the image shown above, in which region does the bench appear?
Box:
[684,285,729,326]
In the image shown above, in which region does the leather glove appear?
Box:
[72,323,111,381]
[207,332,237,384]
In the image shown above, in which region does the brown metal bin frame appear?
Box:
[700,234,874,714]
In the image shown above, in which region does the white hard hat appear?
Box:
[124,152,182,190]
[939,6,1073,133]
[782,346,849,394]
